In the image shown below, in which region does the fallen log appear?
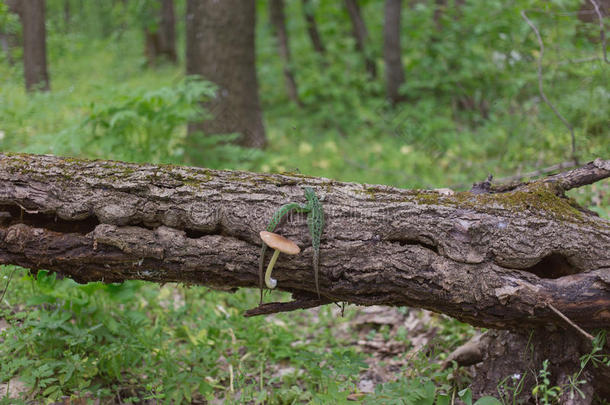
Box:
[0,153,608,402]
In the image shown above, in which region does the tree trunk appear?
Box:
[433,0,465,29]
[578,0,609,23]
[0,35,11,65]
[159,0,177,62]
[457,328,608,403]
[0,24,17,66]
[185,0,266,149]
[63,0,70,30]
[145,0,177,65]
[1,154,609,401]
[344,0,376,78]
[2,0,20,65]
[384,0,405,105]
[20,0,50,92]
[301,0,326,56]
[269,0,302,107]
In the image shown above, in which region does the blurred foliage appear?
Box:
[0,269,373,403]
[39,76,215,163]
[0,0,608,402]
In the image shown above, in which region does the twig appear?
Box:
[547,302,594,342]
[14,201,39,214]
[244,295,333,317]
[492,158,609,193]
[557,56,601,65]
[521,10,577,163]
[542,158,610,191]
[493,160,577,187]
[588,0,610,64]
[529,8,598,17]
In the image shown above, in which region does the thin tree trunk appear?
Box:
[269,0,302,107]
[433,0,465,30]
[20,0,50,92]
[63,0,71,30]
[344,0,376,77]
[145,0,177,65]
[301,0,326,56]
[433,0,445,29]
[0,30,15,65]
[185,0,266,149]
[384,0,405,105]
[159,0,177,63]
[3,0,20,64]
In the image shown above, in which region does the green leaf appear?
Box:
[436,394,451,405]
[458,388,473,405]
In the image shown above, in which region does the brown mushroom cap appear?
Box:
[259,231,300,255]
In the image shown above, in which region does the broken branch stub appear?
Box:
[0,153,608,330]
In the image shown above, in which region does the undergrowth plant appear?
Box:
[0,269,371,403]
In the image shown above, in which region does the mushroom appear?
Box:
[259,231,300,289]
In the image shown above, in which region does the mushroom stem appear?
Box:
[264,249,280,289]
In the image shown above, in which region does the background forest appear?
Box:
[0,0,608,403]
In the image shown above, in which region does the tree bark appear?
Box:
[269,0,302,107]
[384,0,405,105]
[466,328,608,404]
[20,0,50,92]
[145,0,177,65]
[1,153,609,401]
[344,0,377,78]
[185,0,266,149]
[0,153,608,330]
[301,0,326,56]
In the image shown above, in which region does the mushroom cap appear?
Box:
[259,231,300,255]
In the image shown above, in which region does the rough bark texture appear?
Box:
[20,0,50,92]
[384,0,405,105]
[0,153,609,401]
[269,0,302,107]
[301,0,326,56]
[344,0,377,78]
[0,153,608,331]
[185,0,266,149]
[470,329,608,404]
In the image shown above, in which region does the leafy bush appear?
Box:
[44,76,215,163]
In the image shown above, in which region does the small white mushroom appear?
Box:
[260,231,300,289]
